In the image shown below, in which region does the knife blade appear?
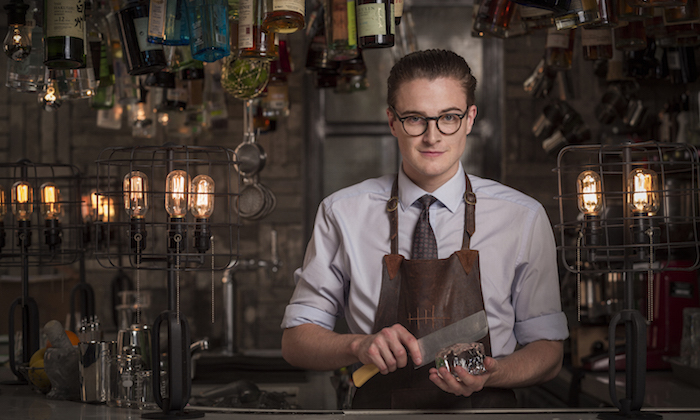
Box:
[351,310,489,388]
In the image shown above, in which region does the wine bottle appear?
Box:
[44,0,87,69]
[554,0,600,30]
[325,0,358,61]
[472,0,520,39]
[394,0,403,25]
[116,0,167,75]
[87,0,115,109]
[356,0,394,48]
[239,0,277,60]
[264,0,305,34]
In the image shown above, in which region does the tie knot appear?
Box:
[417,195,437,210]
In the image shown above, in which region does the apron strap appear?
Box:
[387,173,476,253]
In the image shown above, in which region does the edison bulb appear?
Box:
[40,183,61,220]
[165,170,190,218]
[11,180,33,221]
[0,185,7,220]
[190,175,215,219]
[123,171,149,219]
[576,170,603,216]
[628,168,660,215]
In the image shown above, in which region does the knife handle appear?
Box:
[352,364,380,388]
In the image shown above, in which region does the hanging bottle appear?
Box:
[472,0,519,38]
[44,0,87,69]
[115,0,167,75]
[356,0,394,48]
[581,27,613,60]
[264,0,305,34]
[509,0,569,13]
[335,49,369,93]
[87,0,115,109]
[554,0,600,30]
[614,20,647,51]
[519,5,555,31]
[261,39,291,117]
[148,0,190,45]
[325,0,358,61]
[617,0,653,21]
[238,0,277,59]
[6,1,45,92]
[394,0,403,25]
[187,0,230,62]
[545,27,575,70]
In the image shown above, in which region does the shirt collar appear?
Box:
[398,163,466,213]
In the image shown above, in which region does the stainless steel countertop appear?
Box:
[2,375,700,420]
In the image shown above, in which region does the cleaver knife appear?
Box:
[352,310,489,388]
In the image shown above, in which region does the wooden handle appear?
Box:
[352,364,380,388]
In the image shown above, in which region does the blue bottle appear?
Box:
[187,0,230,62]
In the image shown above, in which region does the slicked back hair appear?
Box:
[387,49,477,109]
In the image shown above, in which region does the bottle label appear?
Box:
[148,0,166,39]
[546,28,571,49]
[581,28,612,47]
[395,0,404,18]
[46,0,85,39]
[239,0,253,49]
[135,17,161,52]
[273,0,305,17]
[357,3,389,38]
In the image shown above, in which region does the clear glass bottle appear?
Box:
[519,5,555,31]
[148,0,190,45]
[44,0,87,69]
[356,0,394,48]
[187,0,230,62]
[115,0,167,75]
[545,27,575,70]
[594,0,617,28]
[264,0,305,34]
[554,0,600,30]
[581,27,613,60]
[617,0,653,21]
[325,0,358,61]
[239,0,277,59]
[6,3,46,93]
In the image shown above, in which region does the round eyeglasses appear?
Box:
[390,106,468,137]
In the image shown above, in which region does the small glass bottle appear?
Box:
[581,27,613,60]
[116,0,167,75]
[264,0,305,34]
[519,5,555,31]
[472,0,519,38]
[239,0,277,59]
[44,0,87,69]
[664,0,700,25]
[614,20,647,51]
[356,0,394,48]
[545,27,575,70]
[617,0,654,21]
[594,0,618,28]
[148,0,190,45]
[6,5,46,93]
[187,0,230,62]
[554,0,600,30]
[325,0,358,61]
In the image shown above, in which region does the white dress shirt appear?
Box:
[281,163,569,358]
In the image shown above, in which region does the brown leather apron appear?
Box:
[352,174,517,409]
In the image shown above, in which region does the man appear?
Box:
[281,49,569,409]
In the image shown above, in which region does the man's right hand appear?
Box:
[351,324,422,375]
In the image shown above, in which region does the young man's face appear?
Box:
[387,77,478,192]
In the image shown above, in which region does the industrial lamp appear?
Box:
[3,0,31,61]
[11,180,33,247]
[628,167,660,245]
[40,182,62,249]
[123,171,149,258]
[190,174,215,253]
[576,170,603,245]
[165,170,190,251]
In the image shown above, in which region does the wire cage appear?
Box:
[93,145,241,271]
[0,160,83,266]
[555,142,700,275]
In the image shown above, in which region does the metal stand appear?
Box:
[69,253,96,332]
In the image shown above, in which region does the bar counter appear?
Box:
[2,367,700,420]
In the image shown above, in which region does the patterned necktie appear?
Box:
[412,195,438,260]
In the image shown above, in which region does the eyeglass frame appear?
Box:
[389,106,469,137]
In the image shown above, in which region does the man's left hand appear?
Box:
[428,356,497,397]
